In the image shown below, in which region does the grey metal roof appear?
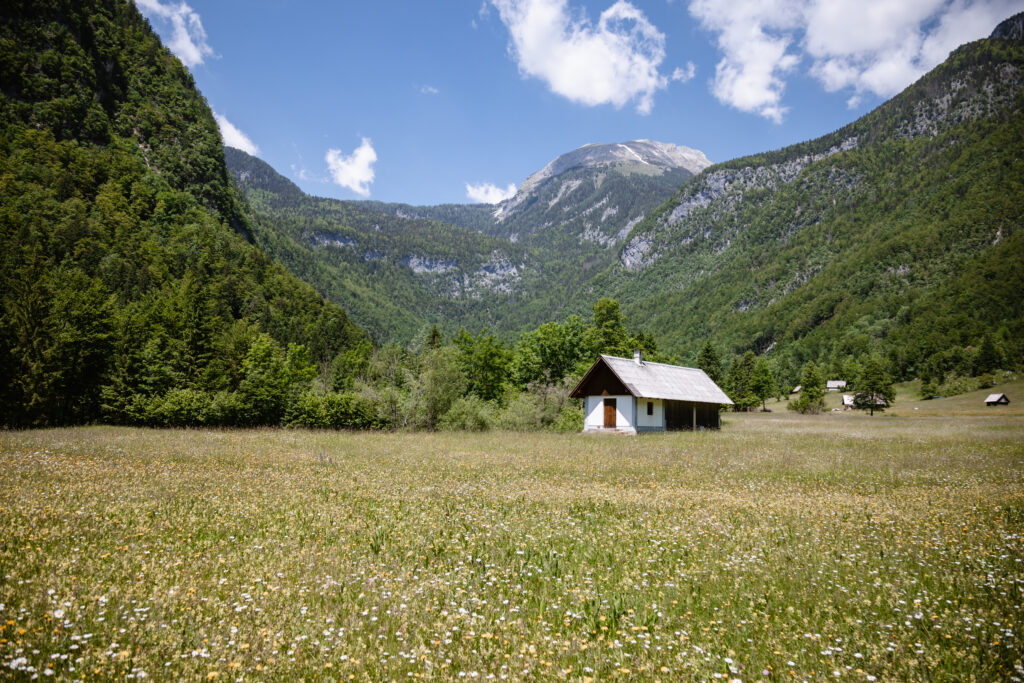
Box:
[598,355,734,405]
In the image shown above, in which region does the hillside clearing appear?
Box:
[1,418,1022,680]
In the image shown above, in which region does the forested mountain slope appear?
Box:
[228,140,711,342]
[227,148,532,342]
[604,20,1024,381]
[0,0,368,426]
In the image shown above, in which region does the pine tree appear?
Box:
[975,334,1002,375]
[426,325,443,350]
[696,341,724,385]
[725,352,759,411]
[855,355,894,416]
[751,357,776,411]
[789,361,825,414]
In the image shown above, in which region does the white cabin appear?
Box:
[569,351,733,434]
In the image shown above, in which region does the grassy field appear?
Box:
[766,379,1024,417]
[1,414,1022,680]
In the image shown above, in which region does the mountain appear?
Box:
[356,140,709,247]
[0,0,368,426]
[227,139,709,341]
[603,15,1024,380]
[489,140,709,239]
[227,148,532,342]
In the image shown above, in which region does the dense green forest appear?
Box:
[0,0,367,427]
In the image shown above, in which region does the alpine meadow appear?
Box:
[1,1,1023,681]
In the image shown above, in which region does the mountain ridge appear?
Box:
[597,19,1024,379]
[227,136,712,341]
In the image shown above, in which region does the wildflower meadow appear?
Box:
[1,414,1021,680]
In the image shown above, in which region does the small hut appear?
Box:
[570,351,733,433]
[826,380,847,392]
[985,393,1010,406]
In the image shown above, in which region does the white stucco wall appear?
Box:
[584,395,635,430]
[584,397,604,429]
[635,398,664,431]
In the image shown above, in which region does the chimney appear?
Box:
[633,349,643,365]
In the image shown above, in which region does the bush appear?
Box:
[145,389,211,427]
[288,392,378,429]
[548,404,583,433]
[496,379,577,431]
[438,395,494,431]
[496,392,544,430]
[919,380,938,400]
[939,375,975,397]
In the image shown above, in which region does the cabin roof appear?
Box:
[985,393,1009,403]
[827,380,847,389]
[571,355,734,405]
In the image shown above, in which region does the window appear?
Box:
[647,401,653,416]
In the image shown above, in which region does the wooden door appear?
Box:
[603,398,617,428]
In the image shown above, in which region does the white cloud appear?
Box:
[421,85,441,95]
[214,113,259,155]
[466,182,517,203]
[688,0,803,123]
[671,61,696,83]
[135,0,214,67]
[689,0,1021,121]
[325,138,377,197]
[490,0,670,113]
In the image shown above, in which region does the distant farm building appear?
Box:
[570,351,733,433]
[985,393,1010,406]
[827,380,847,391]
[791,385,802,394]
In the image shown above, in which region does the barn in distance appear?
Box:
[570,351,733,433]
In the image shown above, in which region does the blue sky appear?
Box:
[137,0,1023,205]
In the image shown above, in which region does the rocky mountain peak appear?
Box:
[516,140,710,197]
[991,12,1024,40]
[495,140,710,220]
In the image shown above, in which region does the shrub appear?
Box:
[438,395,494,431]
[209,390,244,426]
[288,392,378,429]
[548,404,583,433]
[496,392,544,430]
[919,380,938,400]
[141,389,212,427]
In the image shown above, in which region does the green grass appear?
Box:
[1,417,1022,680]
